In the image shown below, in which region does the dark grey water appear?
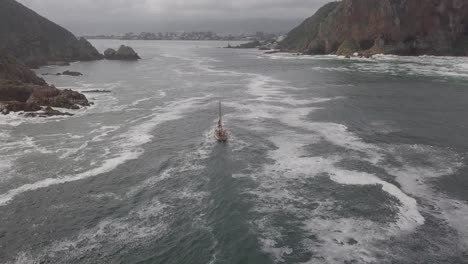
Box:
[1,40,468,264]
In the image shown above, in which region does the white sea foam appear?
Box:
[301,218,383,263]
[232,76,381,162]
[0,112,27,126]
[0,102,96,127]
[125,167,175,198]
[386,164,468,247]
[242,135,420,262]
[5,44,467,262]
[1,136,54,155]
[163,51,255,79]
[90,125,121,141]
[87,192,121,200]
[0,95,212,206]
[126,128,215,198]
[248,136,425,262]
[379,144,467,246]
[0,149,141,206]
[127,90,167,108]
[329,169,425,230]
[58,141,89,159]
[36,133,84,139]
[259,238,293,262]
[182,48,466,259]
[265,134,424,229]
[10,198,170,263]
[264,53,468,79]
[0,130,10,139]
[0,159,14,182]
[223,70,467,262]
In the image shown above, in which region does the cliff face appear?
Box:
[281,0,468,56]
[0,0,102,67]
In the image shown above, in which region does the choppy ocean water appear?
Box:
[1,40,468,264]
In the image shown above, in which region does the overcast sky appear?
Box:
[17,0,332,35]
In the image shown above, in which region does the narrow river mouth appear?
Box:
[1,40,468,264]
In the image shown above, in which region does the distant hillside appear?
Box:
[0,0,102,67]
[280,0,468,56]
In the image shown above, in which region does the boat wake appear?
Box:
[0,95,212,206]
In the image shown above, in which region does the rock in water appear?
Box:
[81,90,111,93]
[104,45,141,60]
[104,48,117,59]
[0,79,89,110]
[280,0,468,56]
[116,45,141,60]
[23,106,74,118]
[0,0,103,67]
[62,70,83,76]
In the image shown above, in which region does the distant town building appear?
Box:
[82,31,280,42]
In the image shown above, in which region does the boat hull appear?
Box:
[215,130,228,142]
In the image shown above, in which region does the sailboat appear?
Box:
[215,101,228,142]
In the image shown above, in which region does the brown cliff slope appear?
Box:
[281,0,468,56]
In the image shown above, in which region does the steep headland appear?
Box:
[280,0,468,56]
[0,0,100,115]
[0,0,102,68]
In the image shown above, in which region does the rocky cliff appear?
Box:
[0,52,89,115]
[0,55,81,117]
[281,0,468,56]
[0,0,102,67]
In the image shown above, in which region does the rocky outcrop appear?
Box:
[0,101,41,114]
[0,54,46,85]
[281,0,468,56]
[23,106,74,117]
[104,45,141,60]
[0,79,89,110]
[27,86,88,109]
[0,53,89,115]
[81,90,111,93]
[61,70,83,76]
[43,70,83,76]
[0,0,103,68]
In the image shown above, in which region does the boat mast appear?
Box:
[218,101,222,127]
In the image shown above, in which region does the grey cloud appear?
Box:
[17,0,332,34]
